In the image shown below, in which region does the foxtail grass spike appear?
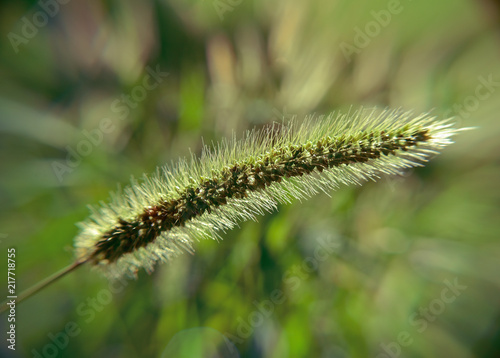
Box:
[72,107,465,280]
[0,107,467,312]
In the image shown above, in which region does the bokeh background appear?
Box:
[0,0,499,357]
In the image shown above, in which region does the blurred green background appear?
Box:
[0,0,499,357]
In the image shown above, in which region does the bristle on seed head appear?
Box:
[74,108,464,279]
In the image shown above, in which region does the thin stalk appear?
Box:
[0,260,86,314]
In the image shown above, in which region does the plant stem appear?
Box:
[0,260,86,314]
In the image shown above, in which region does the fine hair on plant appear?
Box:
[0,107,469,313]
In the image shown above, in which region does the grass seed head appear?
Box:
[74,108,465,279]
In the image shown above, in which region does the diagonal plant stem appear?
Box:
[0,109,468,312]
[0,260,87,314]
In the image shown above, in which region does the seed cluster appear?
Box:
[89,128,430,264]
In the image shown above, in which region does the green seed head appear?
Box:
[74,108,464,279]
